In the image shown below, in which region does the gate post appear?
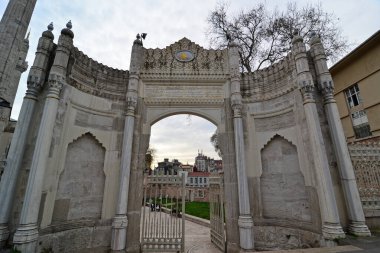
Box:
[228,41,254,250]
[292,32,345,242]
[309,33,371,237]
[111,35,143,251]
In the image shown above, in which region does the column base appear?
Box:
[349,221,371,237]
[111,215,128,251]
[238,215,254,250]
[0,224,10,248]
[320,238,338,247]
[322,222,345,240]
[13,224,39,252]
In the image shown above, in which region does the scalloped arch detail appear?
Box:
[261,134,296,151]
[68,131,106,150]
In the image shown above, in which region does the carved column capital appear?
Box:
[320,80,336,104]
[26,75,42,99]
[16,60,28,73]
[47,74,64,99]
[299,79,315,103]
[231,102,243,118]
[126,96,137,117]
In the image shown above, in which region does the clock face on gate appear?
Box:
[174,50,195,62]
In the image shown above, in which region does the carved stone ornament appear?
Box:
[126,96,137,116]
[47,74,64,98]
[141,38,227,79]
[321,80,334,96]
[25,75,42,99]
[174,50,195,62]
[232,102,243,118]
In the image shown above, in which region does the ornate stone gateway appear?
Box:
[141,174,186,252]
[209,175,226,252]
[0,9,374,252]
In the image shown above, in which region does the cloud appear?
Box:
[150,115,218,167]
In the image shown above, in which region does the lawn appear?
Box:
[146,199,211,220]
[185,201,210,220]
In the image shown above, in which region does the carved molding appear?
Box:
[144,98,224,105]
[67,47,129,100]
[252,104,294,118]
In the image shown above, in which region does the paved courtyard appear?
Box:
[183,217,380,253]
[184,218,220,253]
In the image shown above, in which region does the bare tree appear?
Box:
[207,1,350,72]
[210,130,222,158]
[145,148,156,170]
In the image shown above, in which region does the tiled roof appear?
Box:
[188,172,210,177]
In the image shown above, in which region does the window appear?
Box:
[354,123,372,139]
[351,110,372,139]
[345,84,361,108]
[190,178,193,184]
[199,178,202,183]
[195,178,198,184]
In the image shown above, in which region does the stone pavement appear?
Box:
[184,217,380,253]
[184,218,220,253]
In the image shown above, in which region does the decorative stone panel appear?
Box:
[52,133,106,222]
[260,135,311,222]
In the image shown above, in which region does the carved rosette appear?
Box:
[25,75,42,99]
[47,74,64,99]
[126,96,137,117]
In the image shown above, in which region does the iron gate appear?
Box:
[141,174,186,252]
[209,175,225,252]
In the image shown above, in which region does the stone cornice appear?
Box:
[144,98,224,106]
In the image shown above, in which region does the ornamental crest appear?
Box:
[174,50,195,62]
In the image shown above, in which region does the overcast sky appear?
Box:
[1,0,379,167]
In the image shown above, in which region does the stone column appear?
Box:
[0,23,55,248]
[13,22,73,252]
[292,33,345,243]
[310,34,371,237]
[111,35,142,251]
[228,42,254,250]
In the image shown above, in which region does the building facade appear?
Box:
[155,158,181,175]
[330,30,380,142]
[194,151,222,172]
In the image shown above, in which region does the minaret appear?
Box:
[0,0,37,125]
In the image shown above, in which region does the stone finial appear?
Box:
[133,34,143,46]
[310,31,322,46]
[61,20,74,39]
[42,22,54,40]
[66,20,72,29]
[291,29,304,45]
[48,22,54,31]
